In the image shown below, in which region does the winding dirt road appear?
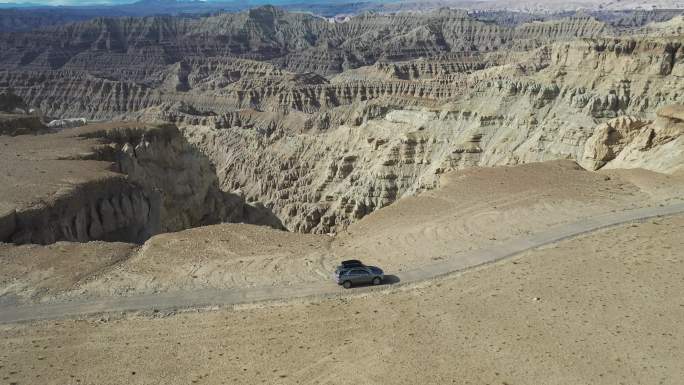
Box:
[2,202,683,324]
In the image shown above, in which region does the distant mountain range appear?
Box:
[0,0,245,32]
[0,0,681,32]
[0,2,45,7]
[0,0,362,9]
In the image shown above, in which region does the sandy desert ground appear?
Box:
[1,213,683,384]
[0,241,136,304]
[0,122,147,212]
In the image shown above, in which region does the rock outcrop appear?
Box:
[602,104,684,173]
[0,123,252,245]
[580,116,650,170]
[47,118,87,129]
[0,114,47,136]
[84,124,247,233]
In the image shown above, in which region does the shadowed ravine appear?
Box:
[0,123,284,245]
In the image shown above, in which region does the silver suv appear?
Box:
[334,260,384,289]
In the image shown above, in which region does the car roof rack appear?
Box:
[341,259,363,267]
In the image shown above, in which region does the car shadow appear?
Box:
[383,274,400,285]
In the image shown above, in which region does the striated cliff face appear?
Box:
[176,37,683,234]
[82,124,247,233]
[0,7,617,119]
[183,110,484,233]
[7,36,680,121]
[0,31,680,121]
[5,178,161,245]
[1,7,682,235]
[0,123,251,245]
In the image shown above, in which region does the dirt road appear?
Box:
[2,202,683,324]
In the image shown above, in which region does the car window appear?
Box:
[350,269,367,275]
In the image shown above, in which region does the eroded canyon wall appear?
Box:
[1,8,682,234]
[0,124,251,245]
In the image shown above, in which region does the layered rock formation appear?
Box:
[178,37,683,233]
[0,7,616,118]
[0,7,682,235]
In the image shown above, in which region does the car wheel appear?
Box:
[343,281,352,289]
[372,277,381,285]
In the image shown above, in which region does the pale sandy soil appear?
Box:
[0,242,136,305]
[0,121,146,212]
[72,224,332,298]
[3,160,683,303]
[334,160,684,272]
[1,214,683,385]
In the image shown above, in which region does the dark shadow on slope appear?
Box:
[244,202,286,230]
[1,122,288,245]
